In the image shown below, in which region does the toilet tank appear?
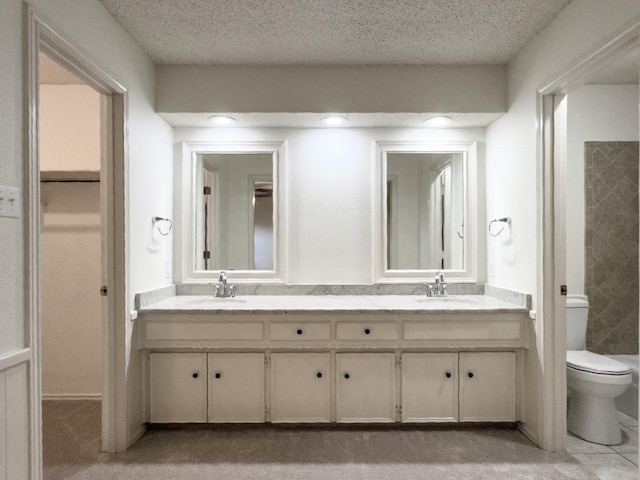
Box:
[566,297,589,350]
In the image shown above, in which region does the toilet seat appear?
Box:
[567,350,631,376]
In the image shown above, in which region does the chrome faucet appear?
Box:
[427,271,447,297]
[215,271,235,298]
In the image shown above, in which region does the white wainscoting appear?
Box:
[0,349,31,480]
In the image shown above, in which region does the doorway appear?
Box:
[537,21,640,452]
[26,8,130,476]
[38,48,104,448]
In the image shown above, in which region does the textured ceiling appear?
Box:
[97,0,571,65]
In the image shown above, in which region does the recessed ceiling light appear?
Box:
[208,115,237,126]
[321,115,347,126]
[424,116,453,127]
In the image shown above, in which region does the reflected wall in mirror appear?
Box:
[376,141,478,282]
[387,152,464,270]
[198,154,273,271]
[179,141,285,282]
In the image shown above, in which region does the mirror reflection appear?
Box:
[197,153,274,271]
[386,153,465,270]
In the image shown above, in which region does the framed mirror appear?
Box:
[178,141,286,282]
[375,141,478,282]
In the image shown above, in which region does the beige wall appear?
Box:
[40,183,102,397]
[39,85,101,172]
[39,84,102,398]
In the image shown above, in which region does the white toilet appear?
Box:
[566,297,632,445]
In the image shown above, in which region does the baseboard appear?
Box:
[42,393,102,401]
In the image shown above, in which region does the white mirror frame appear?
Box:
[374,140,479,283]
[177,140,286,283]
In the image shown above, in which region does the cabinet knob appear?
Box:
[467,372,474,378]
[297,329,303,335]
[344,373,350,379]
[364,328,371,335]
[445,372,452,378]
[192,372,199,379]
[316,372,323,378]
[215,373,221,379]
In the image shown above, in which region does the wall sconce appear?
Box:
[488,217,511,237]
[152,216,173,236]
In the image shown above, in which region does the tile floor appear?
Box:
[568,412,639,480]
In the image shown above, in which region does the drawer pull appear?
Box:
[364,328,371,335]
[467,372,474,378]
[316,372,323,378]
[192,372,199,379]
[445,372,452,378]
[297,329,303,335]
[344,373,350,379]
[215,373,221,379]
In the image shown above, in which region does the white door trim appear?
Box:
[535,18,640,451]
[25,5,130,477]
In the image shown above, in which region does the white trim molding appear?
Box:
[177,140,288,284]
[374,140,480,283]
[0,349,31,372]
[25,6,132,478]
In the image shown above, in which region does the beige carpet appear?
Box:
[43,400,599,480]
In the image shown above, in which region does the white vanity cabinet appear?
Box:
[270,352,331,423]
[458,352,516,422]
[402,353,459,422]
[208,353,265,423]
[336,353,396,422]
[140,301,528,426]
[149,352,208,423]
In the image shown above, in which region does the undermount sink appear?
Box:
[184,297,248,305]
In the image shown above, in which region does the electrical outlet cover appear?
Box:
[0,185,20,218]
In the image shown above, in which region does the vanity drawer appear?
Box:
[336,322,398,341]
[269,322,331,341]
[146,321,264,342]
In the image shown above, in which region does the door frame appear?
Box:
[536,19,640,451]
[25,5,130,476]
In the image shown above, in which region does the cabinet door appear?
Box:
[270,353,330,423]
[402,353,458,422]
[336,353,396,423]
[208,353,265,423]
[149,352,207,423]
[459,352,516,422]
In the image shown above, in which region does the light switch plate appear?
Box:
[0,185,20,218]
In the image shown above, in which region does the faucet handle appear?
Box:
[228,285,236,298]
[441,283,448,296]
[426,284,434,297]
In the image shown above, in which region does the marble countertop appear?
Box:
[138,295,529,315]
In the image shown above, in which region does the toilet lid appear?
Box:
[567,350,631,375]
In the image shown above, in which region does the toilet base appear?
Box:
[567,393,622,445]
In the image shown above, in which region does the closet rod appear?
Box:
[40,178,100,183]
[40,171,100,183]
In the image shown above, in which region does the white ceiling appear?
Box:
[97,0,571,66]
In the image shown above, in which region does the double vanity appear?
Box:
[137,288,530,426]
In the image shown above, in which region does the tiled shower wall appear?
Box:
[585,141,639,355]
